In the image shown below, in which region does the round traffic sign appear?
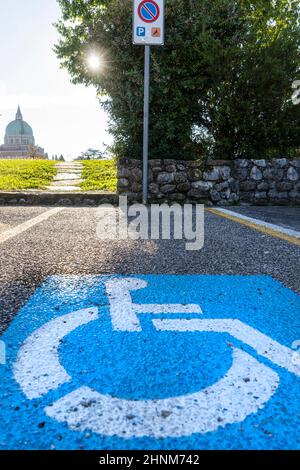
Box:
[138,0,160,23]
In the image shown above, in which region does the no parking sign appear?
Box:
[133,1,165,202]
[0,274,300,449]
[133,0,164,45]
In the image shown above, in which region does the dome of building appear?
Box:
[0,105,46,159]
[6,120,33,136]
[5,106,33,136]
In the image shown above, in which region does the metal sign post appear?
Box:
[143,45,151,204]
[133,0,165,204]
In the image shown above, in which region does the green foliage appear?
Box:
[0,160,57,190]
[78,148,104,160]
[80,159,117,191]
[55,0,300,160]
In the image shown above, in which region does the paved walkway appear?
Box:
[47,162,83,191]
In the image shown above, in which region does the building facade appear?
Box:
[0,106,46,159]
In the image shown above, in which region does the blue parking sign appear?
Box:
[137,26,146,37]
[0,274,300,450]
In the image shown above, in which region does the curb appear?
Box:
[0,191,299,207]
[0,192,120,206]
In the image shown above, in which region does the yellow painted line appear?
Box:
[207,208,300,247]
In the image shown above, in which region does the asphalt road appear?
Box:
[0,205,299,450]
[229,205,300,232]
[0,205,299,334]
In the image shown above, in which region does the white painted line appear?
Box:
[0,208,63,244]
[0,222,11,233]
[211,208,300,239]
[105,278,202,332]
[154,319,300,377]
[14,308,99,399]
[45,349,279,438]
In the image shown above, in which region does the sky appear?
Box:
[0,0,111,160]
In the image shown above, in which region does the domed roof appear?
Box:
[5,106,33,137]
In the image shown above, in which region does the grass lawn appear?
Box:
[80,160,117,191]
[0,160,57,190]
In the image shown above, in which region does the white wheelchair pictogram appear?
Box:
[13,277,300,438]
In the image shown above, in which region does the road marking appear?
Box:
[0,222,11,233]
[13,308,99,399]
[45,349,279,438]
[207,208,300,247]
[3,274,300,448]
[0,208,63,244]
[154,318,300,377]
[13,276,300,439]
[105,277,201,331]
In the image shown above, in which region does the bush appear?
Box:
[56,0,300,160]
[80,160,117,191]
[0,160,57,190]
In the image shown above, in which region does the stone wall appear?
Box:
[118,158,300,205]
[236,158,300,204]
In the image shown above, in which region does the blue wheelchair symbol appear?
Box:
[137,27,146,37]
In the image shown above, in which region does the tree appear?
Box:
[59,154,65,161]
[78,148,104,160]
[55,0,300,160]
[28,145,40,159]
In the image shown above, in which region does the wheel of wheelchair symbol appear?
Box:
[13,278,300,438]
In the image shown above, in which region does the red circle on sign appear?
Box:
[138,0,160,23]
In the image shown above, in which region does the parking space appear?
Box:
[0,205,299,450]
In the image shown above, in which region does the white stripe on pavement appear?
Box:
[0,223,11,233]
[45,350,279,438]
[210,208,300,239]
[153,318,300,377]
[0,208,63,244]
[14,308,99,399]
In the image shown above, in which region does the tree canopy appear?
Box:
[77,148,105,160]
[55,0,300,160]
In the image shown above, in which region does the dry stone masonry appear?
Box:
[237,158,300,205]
[0,158,299,206]
[118,158,300,205]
